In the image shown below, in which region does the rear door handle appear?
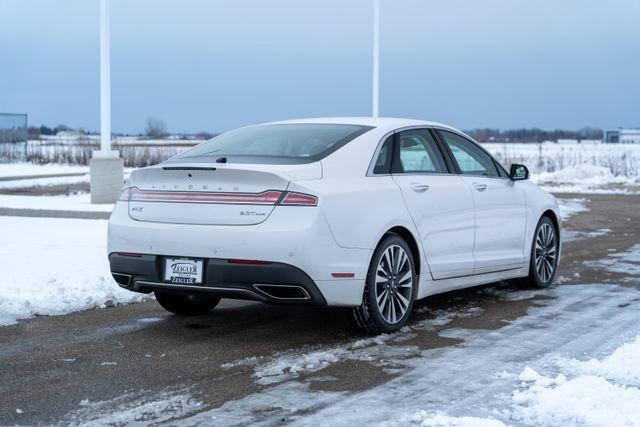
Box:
[410,183,430,193]
[473,183,488,192]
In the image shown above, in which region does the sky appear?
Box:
[1,0,639,134]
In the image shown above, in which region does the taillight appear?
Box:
[118,187,131,202]
[280,192,318,206]
[128,187,282,205]
[121,187,317,206]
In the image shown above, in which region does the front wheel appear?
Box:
[352,234,417,334]
[519,216,559,289]
[154,291,220,316]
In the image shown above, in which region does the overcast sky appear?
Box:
[1,0,639,133]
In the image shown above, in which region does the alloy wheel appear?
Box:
[535,223,557,283]
[375,245,413,324]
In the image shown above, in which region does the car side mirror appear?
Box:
[510,164,529,180]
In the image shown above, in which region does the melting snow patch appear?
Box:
[402,410,505,427]
[177,382,344,426]
[562,228,612,243]
[222,304,484,386]
[584,243,640,276]
[557,198,589,221]
[61,390,202,426]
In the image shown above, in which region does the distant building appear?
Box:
[56,130,83,139]
[604,129,640,144]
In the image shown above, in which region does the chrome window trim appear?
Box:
[366,125,510,181]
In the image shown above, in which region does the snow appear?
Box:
[0,174,90,189]
[0,216,147,326]
[484,142,640,194]
[511,345,640,427]
[0,194,114,212]
[584,244,640,276]
[202,284,640,426]
[0,162,89,178]
[557,198,589,221]
[60,390,202,426]
[403,410,505,427]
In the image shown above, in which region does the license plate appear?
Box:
[164,258,204,285]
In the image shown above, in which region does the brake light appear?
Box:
[280,192,318,206]
[122,187,318,206]
[118,187,131,202]
[128,187,282,205]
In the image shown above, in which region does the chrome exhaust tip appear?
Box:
[252,284,311,300]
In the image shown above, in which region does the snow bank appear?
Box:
[0,174,90,189]
[0,216,147,326]
[0,162,89,178]
[484,143,640,194]
[565,336,640,386]
[511,336,640,426]
[0,194,113,212]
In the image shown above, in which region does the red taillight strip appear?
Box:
[129,187,282,205]
[281,192,318,206]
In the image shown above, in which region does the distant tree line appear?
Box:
[28,121,603,143]
[27,117,217,140]
[465,127,603,143]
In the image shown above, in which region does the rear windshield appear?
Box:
[175,123,374,164]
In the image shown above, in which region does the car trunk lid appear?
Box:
[126,162,320,225]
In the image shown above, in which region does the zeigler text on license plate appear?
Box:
[164,258,204,284]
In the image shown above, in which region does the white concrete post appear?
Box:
[91,0,123,204]
[372,0,380,118]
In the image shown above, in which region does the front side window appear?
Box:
[394,129,447,174]
[175,123,373,164]
[439,130,499,177]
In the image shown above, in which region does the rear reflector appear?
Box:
[281,192,318,206]
[129,187,282,205]
[228,259,272,265]
[331,273,355,278]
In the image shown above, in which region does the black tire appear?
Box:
[518,216,559,289]
[352,234,417,334]
[154,291,220,316]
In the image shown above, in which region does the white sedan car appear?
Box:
[109,117,560,333]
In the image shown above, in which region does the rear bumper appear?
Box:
[109,253,327,305]
[107,202,370,306]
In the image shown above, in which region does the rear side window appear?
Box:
[373,136,394,174]
[439,130,499,177]
[394,129,447,174]
[176,123,373,164]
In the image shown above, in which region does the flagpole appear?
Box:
[372,0,380,117]
[90,0,123,204]
[99,0,111,153]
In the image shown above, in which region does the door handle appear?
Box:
[410,183,430,193]
[473,182,488,192]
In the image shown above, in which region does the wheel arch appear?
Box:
[384,226,422,276]
[541,209,560,237]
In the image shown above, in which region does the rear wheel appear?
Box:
[519,216,559,289]
[352,234,417,334]
[154,291,220,316]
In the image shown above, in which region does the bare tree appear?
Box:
[145,118,168,139]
